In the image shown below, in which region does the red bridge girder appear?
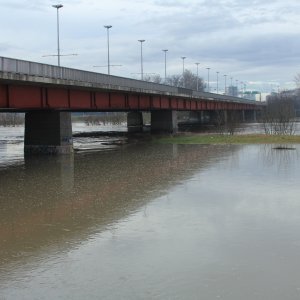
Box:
[0,83,258,112]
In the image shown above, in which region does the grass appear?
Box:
[155,134,300,145]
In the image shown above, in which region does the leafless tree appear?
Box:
[212,110,241,135]
[294,73,300,89]
[166,70,205,91]
[262,94,296,135]
[226,111,241,135]
[213,110,226,134]
[143,74,163,84]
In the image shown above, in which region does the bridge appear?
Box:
[0,56,264,154]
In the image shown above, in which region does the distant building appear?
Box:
[243,91,260,101]
[227,86,238,97]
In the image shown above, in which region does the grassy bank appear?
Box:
[155,134,300,145]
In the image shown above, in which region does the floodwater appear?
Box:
[1,124,300,300]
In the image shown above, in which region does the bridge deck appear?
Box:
[0,56,264,112]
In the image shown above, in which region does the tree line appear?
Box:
[143,69,205,91]
[0,113,24,126]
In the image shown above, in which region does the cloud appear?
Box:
[0,0,299,90]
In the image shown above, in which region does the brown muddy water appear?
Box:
[1,124,300,300]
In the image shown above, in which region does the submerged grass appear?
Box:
[155,134,300,145]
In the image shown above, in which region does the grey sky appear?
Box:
[0,0,299,92]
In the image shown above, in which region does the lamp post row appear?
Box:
[52,4,245,96]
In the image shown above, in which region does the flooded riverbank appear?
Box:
[1,124,300,299]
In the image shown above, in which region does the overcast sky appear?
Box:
[1,0,300,92]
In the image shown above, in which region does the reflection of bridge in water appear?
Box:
[0,143,241,269]
[0,56,263,154]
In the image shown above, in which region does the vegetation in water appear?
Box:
[154,134,300,145]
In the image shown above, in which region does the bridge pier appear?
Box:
[127,111,143,132]
[244,110,257,122]
[241,110,246,122]
[24,111,73,155]
[188,111,204,124]
[151,110,178,133]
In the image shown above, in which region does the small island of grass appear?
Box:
[155,134,300,145]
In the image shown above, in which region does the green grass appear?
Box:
[155,134,300,145]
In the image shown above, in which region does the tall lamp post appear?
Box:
[162,49,168,82]
[52,4,63,67]
[206,67,210,92]
[195,62,200,91]
[181,56,186,75]
[224,74,227,95]
[104,25,112,75]
[138,40,145,80]
[216,71,219,94]
[181,56,186,87]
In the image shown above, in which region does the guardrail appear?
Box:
[0,56,258,105]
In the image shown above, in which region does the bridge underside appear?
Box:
[0,83,260,154]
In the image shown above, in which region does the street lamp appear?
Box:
[138,40,145,80]
[206,67,210,92]
[52,4,63,66]
[181,56,186,75]
[181,56,186,87]
[216,71,219,94]
[195,62,200,91]
[162,49,168,82]
[240,81,244,97]
[104,25,112,75]
[224,74,227,95]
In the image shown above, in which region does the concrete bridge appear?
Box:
[0,56,264,154]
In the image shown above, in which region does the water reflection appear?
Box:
[1,143,300,300]
[0,144,234,264]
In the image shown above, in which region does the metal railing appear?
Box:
[0,56,257,105]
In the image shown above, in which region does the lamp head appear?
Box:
[52,4,63,9]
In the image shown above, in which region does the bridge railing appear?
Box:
[0,56,258,105]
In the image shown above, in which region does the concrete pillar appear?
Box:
[207,111,215,124]
[223,110,228,123]
[127,111,143,132]
[188,111,203,123]
[151,110,178,133]
[241,110,246,122]
[24,111,73,155]
[253,110,257,122]
[245,110,257,122]
[200,111,205,123]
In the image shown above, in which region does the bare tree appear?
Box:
[143,74,163,84]
[262,93,296,135]
[213,110,226,134]
[294,73,300,89]
[165,74,182,87]
[165,70,205,91]
[226,111,241,135]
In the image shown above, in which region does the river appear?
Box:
[1,124,300,299]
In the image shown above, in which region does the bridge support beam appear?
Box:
[24,111,73,155]
[127,111,143,132]
[151,110,178,133]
